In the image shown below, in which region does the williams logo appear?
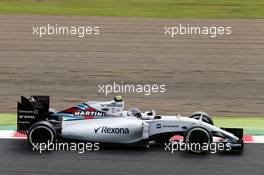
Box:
[100,103,123,108]
[94,126,129,135]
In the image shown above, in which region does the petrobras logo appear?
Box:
[94,126,129,135]
[74,110,106,117]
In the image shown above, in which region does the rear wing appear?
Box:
[17,96,50,133]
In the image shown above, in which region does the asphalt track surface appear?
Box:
[0,15,264,116]
[0,139,263,175]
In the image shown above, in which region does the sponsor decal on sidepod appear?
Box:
[74,110,106,117]
[94,126,129,135]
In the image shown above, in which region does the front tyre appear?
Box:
[184,126,212,154]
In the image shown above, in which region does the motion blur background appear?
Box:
[0,0,264,116]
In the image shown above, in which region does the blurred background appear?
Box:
[0,1,264,116]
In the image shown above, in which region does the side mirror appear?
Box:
[127,111,132,116]
[144,110,156,116]
[151,110,156,116]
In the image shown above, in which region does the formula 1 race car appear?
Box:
[17,96,243,153]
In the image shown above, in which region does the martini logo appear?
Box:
[94,126,129,135]
[74,110,106,117]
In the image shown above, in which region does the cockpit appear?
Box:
[128,108,142,118]
[127,108,159,120]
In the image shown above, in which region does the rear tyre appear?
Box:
[28,121,56,150]
[184,126,212,154]
[190,112,214,125]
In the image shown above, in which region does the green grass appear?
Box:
[0,0,264,18]
[214,117,264,135]
[214,117,264,129]
[0,114,16,126]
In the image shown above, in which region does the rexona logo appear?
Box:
[74,110,106,117]
[94,126,129,135]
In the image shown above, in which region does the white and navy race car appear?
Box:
[17,96,243,153]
